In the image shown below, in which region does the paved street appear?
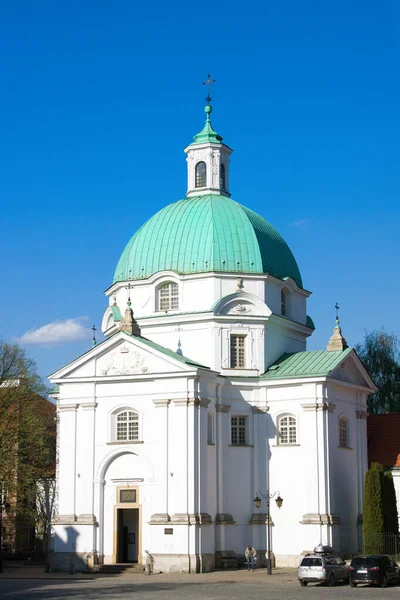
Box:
[1,572,400,600]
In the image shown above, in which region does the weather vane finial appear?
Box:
[202,74,216,105]
[335,302,340,325]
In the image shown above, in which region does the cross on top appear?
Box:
[91,325,97,346]
[125,283,132,306]
[202,74,216,104]
[335,302,340,322]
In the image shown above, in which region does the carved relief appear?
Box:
[97,345,150,376]
[228,303,250,315]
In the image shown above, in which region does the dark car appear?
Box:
[349,555,400,587]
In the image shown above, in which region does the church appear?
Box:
[49,92,375,572]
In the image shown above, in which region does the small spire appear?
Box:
[176,325,183,356]
[120,298,141,337]
[91,325,97,347]
[327,302,348,352]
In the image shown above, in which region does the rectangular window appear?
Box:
[119,489,137,503]
[231,416,247,445]
[230,335,246,368]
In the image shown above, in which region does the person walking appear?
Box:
[245,546,257,571]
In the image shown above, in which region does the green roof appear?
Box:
[189,105,223,145]
[114,194,302,287]
[261,348,352,379]
[111,305,122,322]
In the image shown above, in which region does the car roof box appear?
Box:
[314,544,335,554]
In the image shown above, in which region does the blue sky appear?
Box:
[1,1,399,381]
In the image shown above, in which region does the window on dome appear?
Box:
[195,161,206,188]
[281,290,287,316]
[158,282,179,311]
[278,415,297,445]
[116,410,139,442]
[230,335,246,368]
[220,164,226,189]
[339,416,349,448]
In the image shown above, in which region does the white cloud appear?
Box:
[19,317,91,345]
[289,218,308,228]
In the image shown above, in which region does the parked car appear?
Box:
[349,555,400,587]
[298,545,349,586]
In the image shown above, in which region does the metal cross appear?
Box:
[175,326,183,355]
[91,325,97,346]
[125,282,132,306]
[335,302,340,323]
[202,74,216,104]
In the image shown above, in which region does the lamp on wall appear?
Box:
[253,490,284,575]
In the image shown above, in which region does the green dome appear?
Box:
[113,194,303,287]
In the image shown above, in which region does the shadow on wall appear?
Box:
[50,527,83,573]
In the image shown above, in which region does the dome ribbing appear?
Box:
[113,194,302,288]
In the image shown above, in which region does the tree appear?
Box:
[355,330,400,414]
[363,462,385,553]
[0,339,56,556]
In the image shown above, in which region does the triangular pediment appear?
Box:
[49,332,206,381]
[329,350,376,391]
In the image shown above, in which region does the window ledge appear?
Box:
[207,443,216,446]
[338,445,353,450]
[229,444,254,447]
[271,443,300,447]
[107,440,144,445]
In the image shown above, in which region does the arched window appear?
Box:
[158,282,179,311]
[116,410,139,442]
[278,415,297,445]
[220,164,226,189]
[281,290,287,316]
[195,161,206,188]
[339,416,349,448]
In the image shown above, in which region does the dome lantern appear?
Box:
[184,104,232,198]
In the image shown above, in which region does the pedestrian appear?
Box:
[245,545,257,571]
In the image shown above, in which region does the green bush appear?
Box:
[363,462,385,553]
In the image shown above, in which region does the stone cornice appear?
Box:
[356,410,368,419]
[215,513,236,524]
[252,406,269,414]
[171,398,211,408]
[301,402,336,413]
[249,512,273,525]
[152,399,171,408]
[57,404,79,413]
[149,513,171,525]
[216,404,231,413]
[301,513,340,525]
[168,513,213,525]
[80,402,98,410]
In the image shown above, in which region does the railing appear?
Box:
[336,533,400,561]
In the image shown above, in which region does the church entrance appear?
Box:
[116,508,139,563]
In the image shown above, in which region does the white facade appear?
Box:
[50,105,376,573]
[50,321,374,572]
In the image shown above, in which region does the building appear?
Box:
[367,413,400,527]
[49,98,375,572]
